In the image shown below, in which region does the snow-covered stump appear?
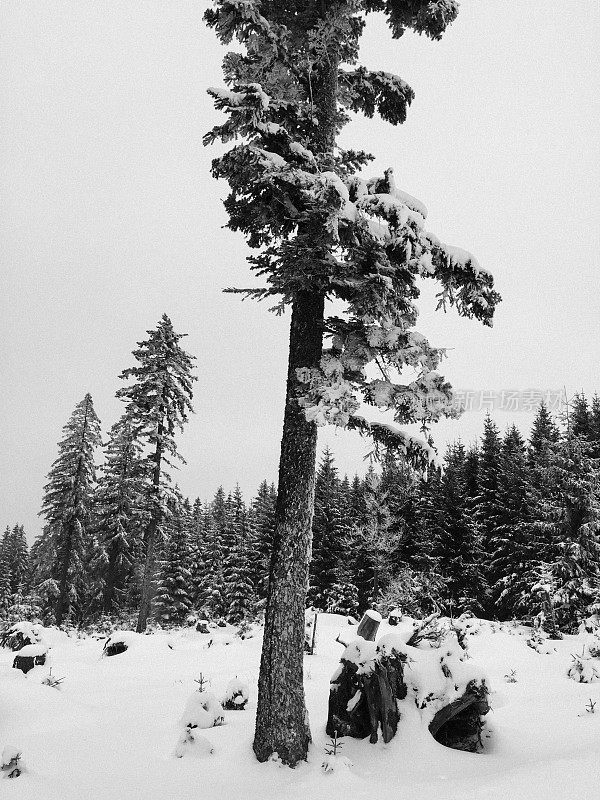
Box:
[13,643,48,674]
[0,621,42,652]
[428,680,490,752]
[102,631,138,657]
[221,678,249,711]
[356,610,382,642]
[327,626,490,752]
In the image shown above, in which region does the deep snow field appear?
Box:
[2,614,600,800]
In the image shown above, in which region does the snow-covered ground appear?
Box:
[1,614,600,799]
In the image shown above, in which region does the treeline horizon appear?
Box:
[2,392,600,635]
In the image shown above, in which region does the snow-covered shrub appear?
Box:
[221,678,249,710]
[526,629,555,655]
[235,620,253,640]
[379,569,446,618]
[174,690,223,758]
[181,690,224,730]
[321,731,352,774]
[567,649,600,683]
[1,746,22,779]
[585,635,600,659]
[0,620,42,651]
[41,668,65,689]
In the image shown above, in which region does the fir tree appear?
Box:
[490,426,539,619]
[205,0,500,763]
[571,393,592,440]
[94,415,149,613]
[248,481,277,601]
[117,315,196,632]
[40,393,101,625]
[356,469,396,608]
[154,500,193,626]
[536,434,600,630]
[224,493,256,623]
[433,443,488,615]
[529,402,560,467]
[9,525,29,596]
[0,527,12,611]
[473,414,502,609]
[309,448,347,608]
[203,487,227,618]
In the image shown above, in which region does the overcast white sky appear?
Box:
[1,0,599,541]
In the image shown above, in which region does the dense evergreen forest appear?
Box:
[2,393,600,635]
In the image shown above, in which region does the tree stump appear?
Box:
[13,653,46,674]
[196,620,210,634]
[103,640,128,657]
[429,680,490,752]
[327,634,490,751]
[327,650,407,743]
[356,610,382,642]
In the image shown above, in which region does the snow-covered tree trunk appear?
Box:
[254,290,325,764]
[254,48,339,764]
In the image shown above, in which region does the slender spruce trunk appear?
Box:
[253,51,338,766]
[136,420,163,633]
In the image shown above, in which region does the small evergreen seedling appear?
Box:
[324,731,342,758]
[586,698,596,714]
[41,667,65,688]
[504,669,518,683]
[194,673,209,692]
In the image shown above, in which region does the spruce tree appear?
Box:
[490,426,538,619]
[40,393,101,625]
[94,415,149,613]
[117,315,196,632]
[536,433,600,630]
[571,393,592,440]
[529,402,560,467]
[248,481,277,601]
[0,527,12,611]
[154,500,193,626]
[433,443,488,615]
[309,448,347,607]
[357,469,396,607]
[473,414,502,609]
[204,488,227,618]
[205,0,500,764]
[8,525,29,596]
[224,493,256,623]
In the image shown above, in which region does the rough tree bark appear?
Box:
[253,289,325,764]
[253,48,339,766]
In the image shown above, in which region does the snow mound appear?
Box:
[222,678,249,710]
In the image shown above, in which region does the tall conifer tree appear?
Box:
[205,0,500,763]
[117,315,196,632]
[40,394,101,624]
[95,415,149,612]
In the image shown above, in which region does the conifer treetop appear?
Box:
[117,315,196,459]
[205,0,501,467]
